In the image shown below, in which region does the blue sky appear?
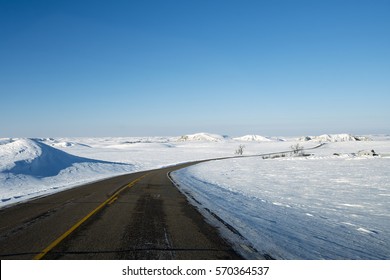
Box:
[1,0,389,137]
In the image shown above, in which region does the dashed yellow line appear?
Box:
[33,174,148,260]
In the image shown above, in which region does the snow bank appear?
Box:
[0,138,134,207]
[0,138,132,177]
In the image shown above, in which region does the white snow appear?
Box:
[233,135,273,142]
[1,133,390,260]
[171,138,390,259]
[0,138,135,206]
[299,133,371,142]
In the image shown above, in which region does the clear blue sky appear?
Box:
[1,0,389,137]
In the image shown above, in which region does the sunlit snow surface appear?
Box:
[0,138,135,206]
[1,134,390,259]
[171,138,390,259]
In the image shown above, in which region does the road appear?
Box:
[0,161,241,260]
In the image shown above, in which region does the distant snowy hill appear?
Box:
[40,138,92,148]
[178,133,227,142]
[233,135,273,142]
[299,134,372,142]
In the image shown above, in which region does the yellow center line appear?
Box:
[33,173,148,260]
[108,196,118,205]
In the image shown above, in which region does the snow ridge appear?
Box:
[299,134,371,142]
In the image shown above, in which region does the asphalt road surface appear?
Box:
[0,161,242,260]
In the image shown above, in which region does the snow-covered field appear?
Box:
[1,132,389,259]
[171,135,390,260]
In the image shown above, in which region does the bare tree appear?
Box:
[235,144,245,156]
[291,143,304,155]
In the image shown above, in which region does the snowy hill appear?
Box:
[0,138,42,173]
[299,134,371,142]
[233,135,273,142]
[0,138,130,177]
[0,138,134,206]
[178,133,227,142]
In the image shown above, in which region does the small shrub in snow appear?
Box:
[235,145,245,156]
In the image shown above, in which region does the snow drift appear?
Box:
[0,138,134,207]
[0,138,130,177]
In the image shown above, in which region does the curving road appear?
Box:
[0,161,241,260]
